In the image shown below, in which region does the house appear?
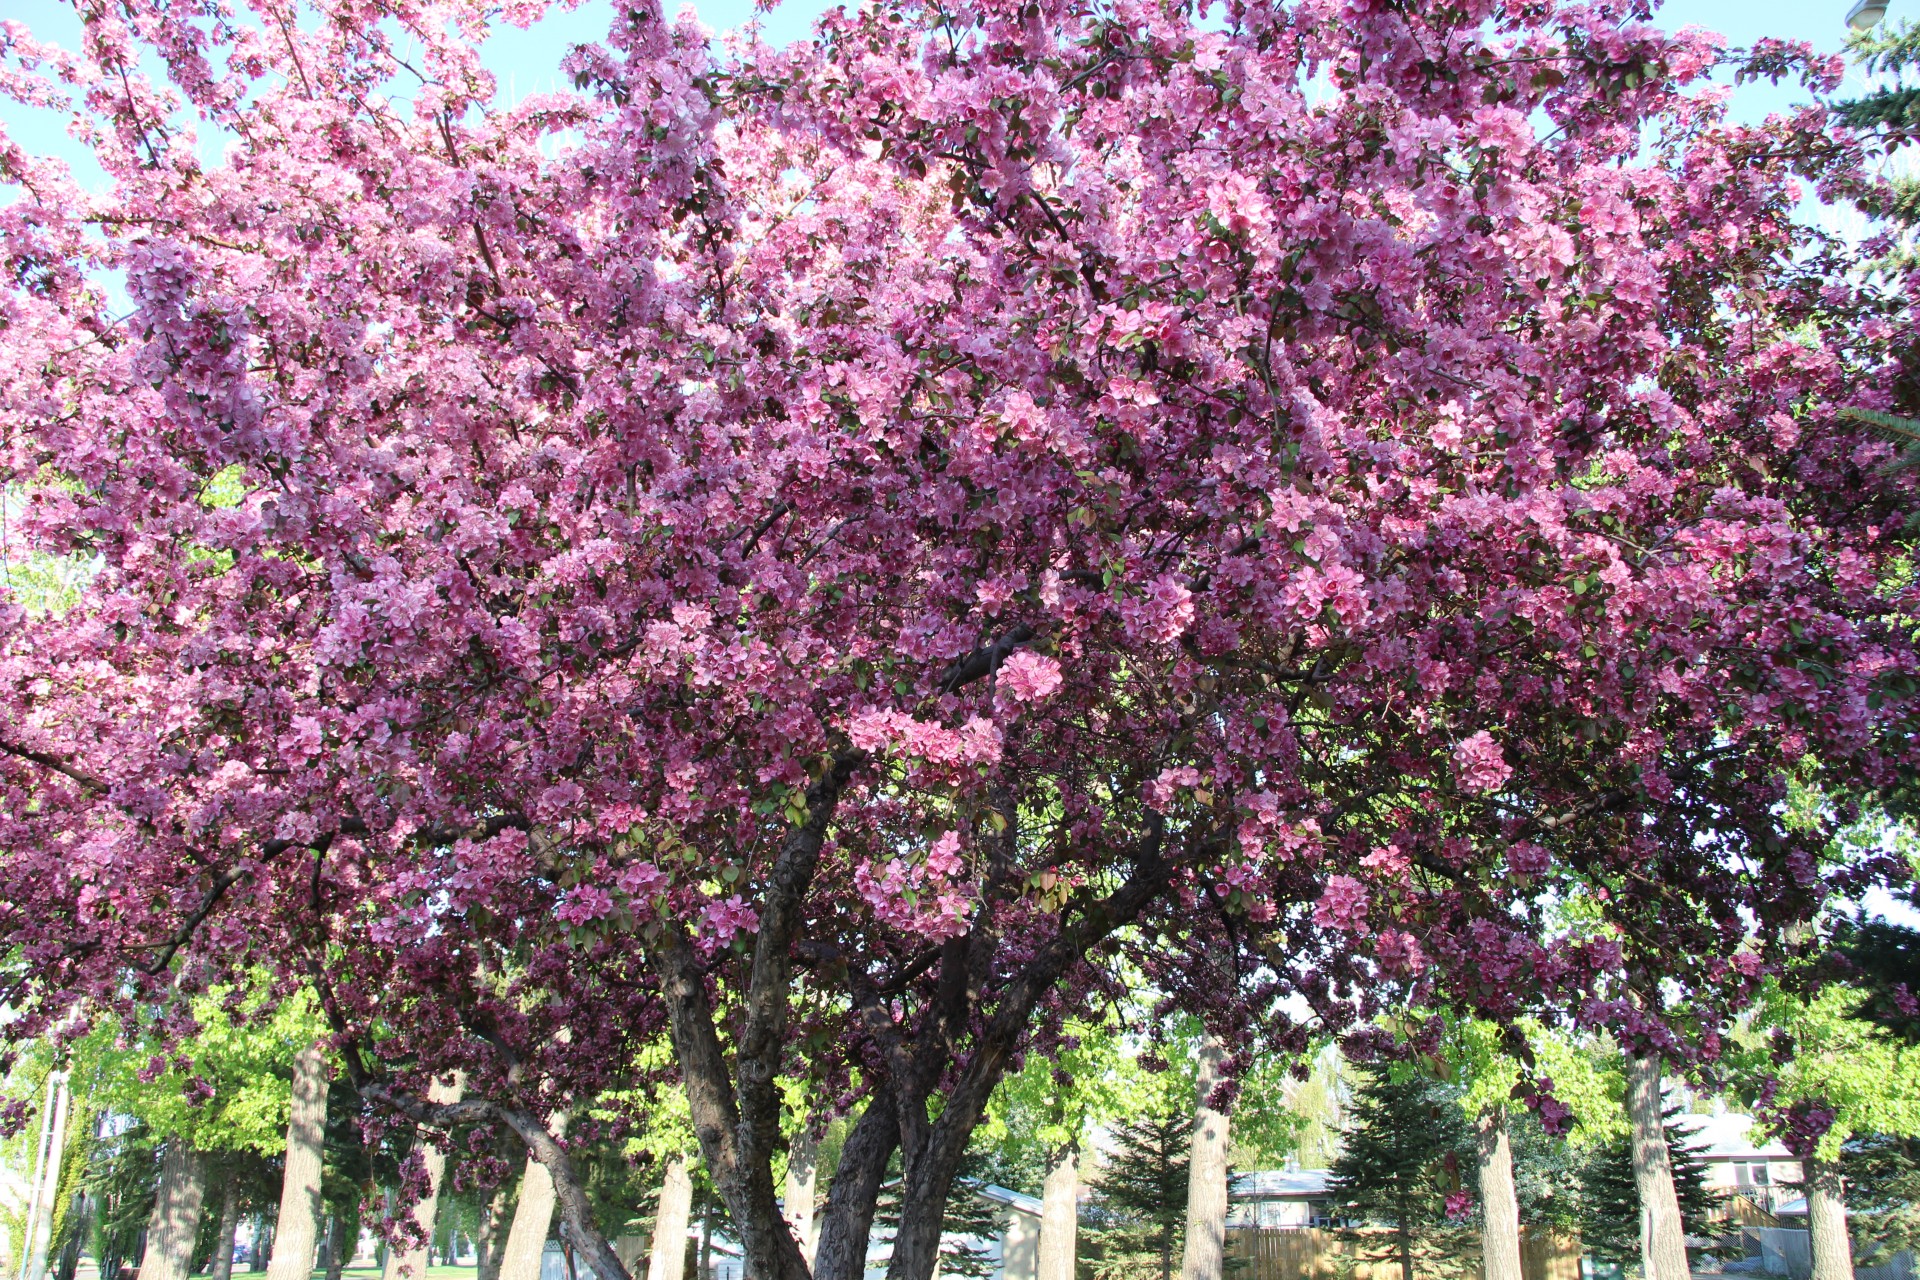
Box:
[1670,1112,1804,1216]
[1225,1168,1335,1230]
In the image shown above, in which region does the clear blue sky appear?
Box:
[0,0,1887,186]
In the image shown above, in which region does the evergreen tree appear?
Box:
[1845,1133,1920,1262]
[1087,1110,1193,1280]
[1574,1110,1716,1265]
[1326,1065,1475,1280]
[1837,22,1920,233]
[1840,918,1920,1043]
[1506,1107,1587,1237]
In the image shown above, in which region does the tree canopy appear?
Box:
[2,0,1918,1276]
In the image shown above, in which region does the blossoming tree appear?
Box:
[2,0,1918,1276]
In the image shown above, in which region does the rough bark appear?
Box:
[647,1161,693,1280]
[782,1133,818,1266]
[1036,1144,1078,1280]
[657,759,860,1280]
[265,1043,331,1280]
[1807,1157,1856,1280]
[136,1144,208,1280]
[1626,1055,1690,1280]
[498,1150,560,1280]
[1476,1108,1524,1280]
[812,1088,899,1280]
[884,827,1176,1280]
[477,1179,512,1280]
[1180,1036,1230,1280]
[655,725,1182,1280]
[383,1077,466,1280]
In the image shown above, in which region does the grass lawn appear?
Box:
[73,1263,480,1280]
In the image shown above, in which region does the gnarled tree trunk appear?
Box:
[647,1161,693,1280]
[1807,1157,1855,1280]
[1476,1107,1523,1280]
[1181,1037,1230,1280]
[136,1144,208,1280]
[265,1044,331,1280]
[812,1089,897,1280]
[1626,1055,1689,1280]
[1036,1143,1077,1280]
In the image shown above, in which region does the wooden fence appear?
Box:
[1224,1228,1584,1280]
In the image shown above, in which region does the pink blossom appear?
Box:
[618,862,669,899]
[996,651,1062,704]
[702,896,761,944]
[1506,842,1550,878]
[1145,766,1203,811]
[1453,731,1512,793]
[1314,875,1371,935]
[557,884,615,925]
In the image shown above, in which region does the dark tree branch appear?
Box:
[938,625,1036,693]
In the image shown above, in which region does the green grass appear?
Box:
[73,1263,479,1280]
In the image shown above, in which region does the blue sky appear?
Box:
[0,0,1890,185]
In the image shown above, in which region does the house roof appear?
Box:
[972,1183,1044,1216]
[1230,1169,1333,1199]
[1668,1112,1793,1160]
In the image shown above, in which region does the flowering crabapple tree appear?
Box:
[2,0,1919,1276]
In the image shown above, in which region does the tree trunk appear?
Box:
[323,1215,347,1280]
[249,1217,270,1272]
[137,1145,209,1280]
[1397,1212,1411,1280]
[647,1161,693,1280]
[26,1072,73,1280]
[209,1183,240,1280]
[782,1136,817,1267]
[1036,1143,1077,1280]
[812,1088,898,1280]
[1476,1108,1523,1280]
[265,1043,331,1280]
[1807,1157,1855,1280]
[1180,1037,1230,1280]
[1626,1055,1690,1280]
[477,1179,512,1280]
[56,1191,92,1280]
[384,1077,465,1280]
[497,1152,559,1280]
[883,1140,968,1280]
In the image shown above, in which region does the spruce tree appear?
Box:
[1845,1133,1920,1262]
[1089,1111,1193,1280]
[1326,1065,1474,1280]
[1574,1111,1716,1265]
[1840,918,1920,1043]
[1837,22,1920,248]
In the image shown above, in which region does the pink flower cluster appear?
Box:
[846,711,1002,766]
[854,831,975,942]
[1314,875,1371,936]
[996,651,1062,705]
[1452,731,1512,793]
